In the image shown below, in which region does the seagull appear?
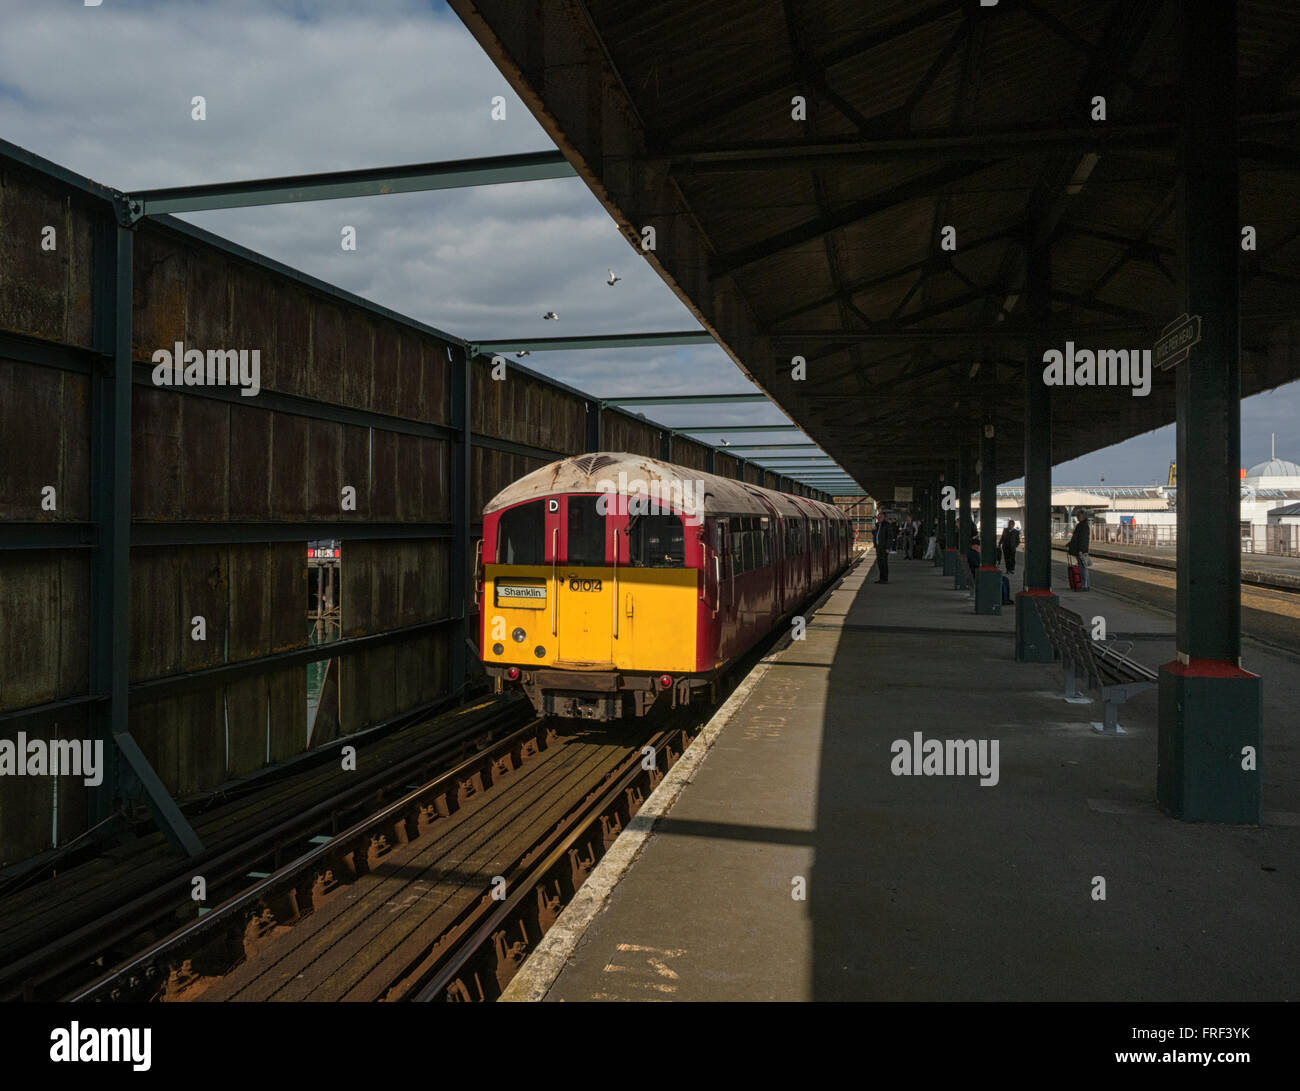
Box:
[607,269,621,286]
[543,311,558,320]
[720,438,730,446]
[515,350,531,358]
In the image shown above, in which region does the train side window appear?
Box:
[629,513,685,568]
[566,495,606,565]
[731,526,745,573]
[742,531,755,572]
[497,500,544,565]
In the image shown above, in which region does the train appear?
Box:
[476,453,856,720]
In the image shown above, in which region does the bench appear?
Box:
[1031,598,1158,735]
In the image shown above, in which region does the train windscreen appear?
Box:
[567,495,606,565]
[497,500,544,564]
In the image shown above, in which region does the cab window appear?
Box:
[497,500,544,565]
[629,513,684,568]
[566,495,606,565]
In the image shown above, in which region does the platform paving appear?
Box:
[514,552,1300,1002]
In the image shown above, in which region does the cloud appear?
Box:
[2,0,1290,491]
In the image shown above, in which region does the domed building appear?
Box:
[1243,453,1300,490]
[1241,437,1300,550]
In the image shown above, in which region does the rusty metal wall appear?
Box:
[0,153,588,865]
[670,436,709,473]
[601,408,663,458]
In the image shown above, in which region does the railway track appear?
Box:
[0,695,533,1002]
[73,715,693,1003]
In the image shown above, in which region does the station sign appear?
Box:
[1155,313,1202,371]
[894,486,913,502]
[309,547,341,559]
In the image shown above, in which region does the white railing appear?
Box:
[1050,521,1300,556]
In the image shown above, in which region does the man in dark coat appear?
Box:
[999,519,1021,574]
[1066,512,1091,590]
[874,515,896,583]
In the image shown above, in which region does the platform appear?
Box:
[507,554,1300,1002]
[1068,539,1300,591]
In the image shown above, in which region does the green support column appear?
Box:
[91,207,203,856]
[450,346,471,695]
[954,445,971,591]
[974,422,1001,614]
[585,400,601,452]
[1016,243,1057,661]
[932,475,944,566]
[942,459,958,576]
[1158,0,1261,823]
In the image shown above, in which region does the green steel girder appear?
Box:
[676,425,803,434]
[712,443,821,451]
[472,331,715,354]
[125,150,577,221]
[602,393,771,407]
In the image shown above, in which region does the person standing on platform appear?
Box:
[1067,511,1091,591]
[999,519,1021,574]
[874,514,896,583]
[901,517,915,560]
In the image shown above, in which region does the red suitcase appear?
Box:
[1067,564,1082,591]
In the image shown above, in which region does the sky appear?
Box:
[2,0,1295,492]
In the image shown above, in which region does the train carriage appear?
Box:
[477,453,854,720]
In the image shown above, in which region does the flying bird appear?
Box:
[515,350,531,358]
[720,438,730,446]
[607,269,621,286]
[543,311,558,320]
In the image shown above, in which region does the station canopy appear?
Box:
[449,0,1300,500]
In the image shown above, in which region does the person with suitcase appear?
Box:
[1066,511,1091,591]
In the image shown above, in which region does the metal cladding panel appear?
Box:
[670,436,709,472]
[131,386,182,520]
[417,336,451,425]
[228,403,274,519]
[225,543,307,661]
[0,706,91,866]
[0,359,89,521]
[310,300,345,406]
[186,246,229,349]
[342,540,449,636]
[0,553,89,710]
[130,542,302,682]
[229,262,280,393]
[471,357,586,452]
[178,547,229,672]
[0,164,97,348]
[138,689,225,800]
[373,321,401,417]
[341,309,375,412]
[601,410,661,458]
[305,418,344,519]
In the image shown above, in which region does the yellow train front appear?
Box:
[477,453,852,720]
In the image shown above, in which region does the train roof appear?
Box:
[483,453,849,522]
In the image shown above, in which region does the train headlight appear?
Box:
[506,666,520,681]
[512,627,527,643]
[492,642,504,655]
[659,674,673,689]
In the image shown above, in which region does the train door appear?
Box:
[717,518,735,637]
[554,495,615,668]
[703,516,719,613]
